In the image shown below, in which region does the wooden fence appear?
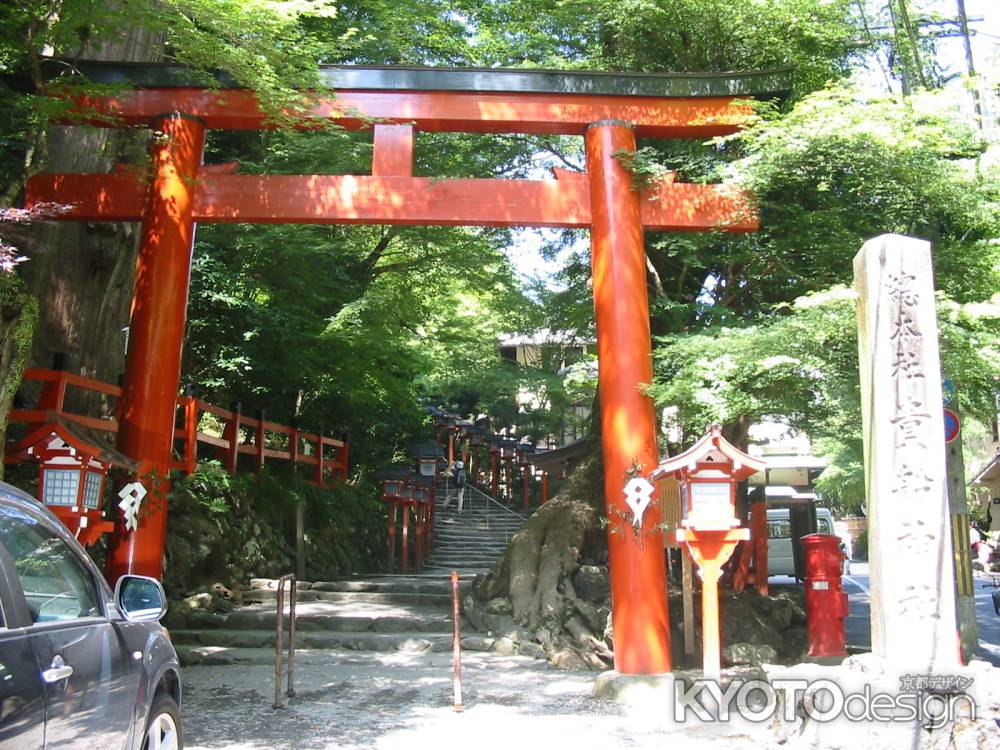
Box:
[8,369,348,485]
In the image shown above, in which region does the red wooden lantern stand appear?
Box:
[650,426,767,680]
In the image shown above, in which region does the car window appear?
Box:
[767,518,791,539]
[818,516,833,534]
[0,506,101,624]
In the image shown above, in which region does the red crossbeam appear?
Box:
[69,88,751,137]
[26,172,756,231]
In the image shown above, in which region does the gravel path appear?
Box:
[181,649,769,750]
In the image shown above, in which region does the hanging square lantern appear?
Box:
[499,439,517,460]
[649,425,767,531]
[517,443,536,467]
[412,441,443,478]
[469,426,486,447]
[31,432,115,545]
[377,466,411,501]
[411,482,427,504]
[5,418,138,546]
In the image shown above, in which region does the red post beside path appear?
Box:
[586,120,671,674]
[107,113,206,583]
[451,570,464,711]
[401,506,410,575]
[387,503,398,572]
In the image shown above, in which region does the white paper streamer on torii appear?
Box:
[118,482,148,532]
[624,477,655,528]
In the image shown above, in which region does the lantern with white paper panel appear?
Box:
[649,425,767,681]
[651,425,766,530]
[5,418,134,546]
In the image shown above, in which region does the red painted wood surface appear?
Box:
[372,124,414,176]
[67,88,752,137]
[587,121,672,674]
[107,114,206,583]
[5,369,348,485]
[26,172,756,231]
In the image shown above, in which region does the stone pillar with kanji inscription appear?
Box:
[854,234,961,671]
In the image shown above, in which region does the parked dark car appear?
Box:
[0,480,182,749]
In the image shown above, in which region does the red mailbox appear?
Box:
[801,533,848,657]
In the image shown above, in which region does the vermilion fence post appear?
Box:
[314,427,325,486]
[223,402,242,475]
[183,395,198,474]
[255,409,266,474]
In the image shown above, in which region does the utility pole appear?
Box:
[956,0,985,131]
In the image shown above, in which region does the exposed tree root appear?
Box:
[468,446,614,670]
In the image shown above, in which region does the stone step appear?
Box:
[421,566,489,575]
[432,539,513,547]
[433,530,520,540]
[429,542,508,551]
[433,524,518,532]
[305,577,470,595]
[187,603,454,633]
[171,629,455,653]
[434,510,524,528]
[427,547,502,560]
[243,589,452,607]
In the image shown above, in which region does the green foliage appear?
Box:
[650,285,1000,513]
[463,0,857,96]
[728,87,997,304]
[854,529,868,561]
[164,464,385,594]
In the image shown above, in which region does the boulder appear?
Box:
[486,597,513,615]
[573,566,610,603]
[181,592,213,613]
[723,642,778,667]
[549,648,589,671]
[461,636,495,651]
[516,641,546,660]
[573,599,609,633]
[492,637,517,655]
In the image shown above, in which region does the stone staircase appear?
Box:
[171,485,530,666]
[424,483,528,575]
[172,575,467,665]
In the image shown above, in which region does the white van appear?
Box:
[767,506,835,578]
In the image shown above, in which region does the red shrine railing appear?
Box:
[8,368,348,485]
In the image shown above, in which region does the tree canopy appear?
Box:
[0,0,997,505]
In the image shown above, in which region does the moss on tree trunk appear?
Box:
[0,273,38,476]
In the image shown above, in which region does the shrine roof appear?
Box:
[650,425,767,480]
[6,412,139,470]
[37,60,793,99]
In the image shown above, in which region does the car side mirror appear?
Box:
[114,575,168,623]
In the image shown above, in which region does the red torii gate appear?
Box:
[26,62,789,675]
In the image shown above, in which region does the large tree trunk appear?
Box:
[21,26,162,413]
[0,273,38,475]
[467,437,615,670]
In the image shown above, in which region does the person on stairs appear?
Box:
[443,460,466,511]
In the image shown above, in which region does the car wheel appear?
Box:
[143,692,183,750]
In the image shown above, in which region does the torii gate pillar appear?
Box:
[586,121,672,673]
[106,113,206,582]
